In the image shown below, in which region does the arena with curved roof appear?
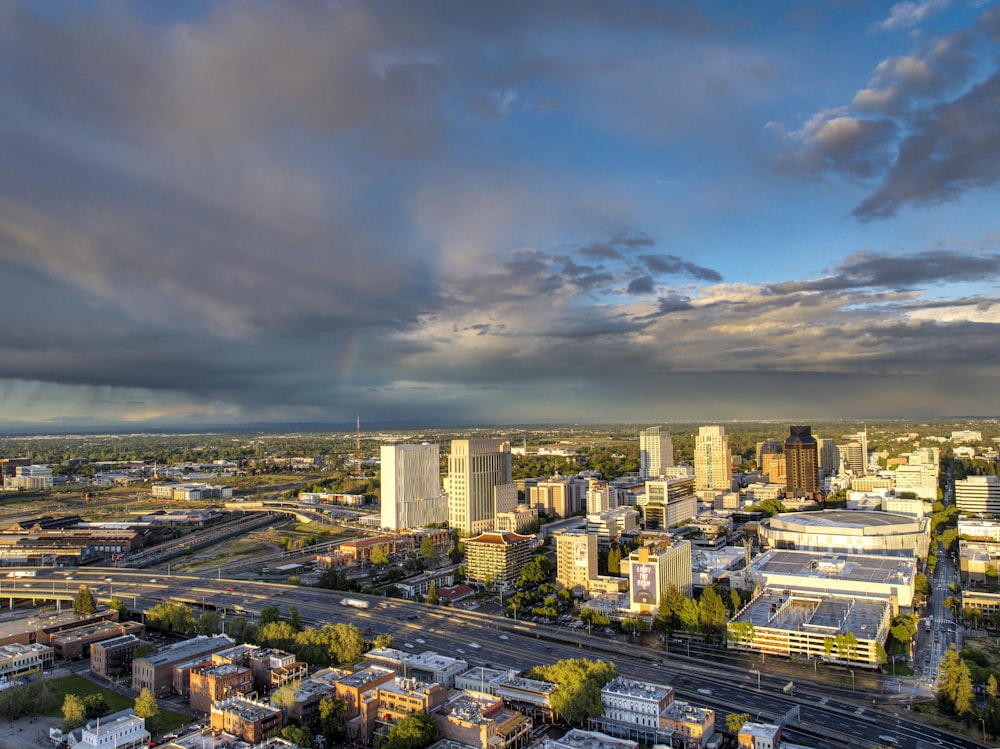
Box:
[759,510,930,558]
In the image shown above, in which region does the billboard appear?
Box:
[631,561,658,605]
[574,541,589,568]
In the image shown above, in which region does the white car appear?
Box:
[469,642,481,649]
[404,642,414,649]
[499,634,509,640]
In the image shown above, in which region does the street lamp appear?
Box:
[981,717,987,741]
[849,669,855,692]
[749,668,761,691]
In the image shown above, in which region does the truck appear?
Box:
[340,598,370,609]
[8,570,36,578]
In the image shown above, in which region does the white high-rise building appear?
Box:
[445,439,515,535]
[694,426,732,492]
[380,444,447,530]
[956,475,1000,515]
[894,447,940,501]
[639,426,674,479]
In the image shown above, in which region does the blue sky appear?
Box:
[1,0,999,429]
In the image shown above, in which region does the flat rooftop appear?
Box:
[602,677,671,702]
[753,549,915,585]
[541,728,638,749]
[768,510,918,529]
[735,589,889,638]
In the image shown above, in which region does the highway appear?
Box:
[0,567,987,749]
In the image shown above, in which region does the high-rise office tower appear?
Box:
[817,438,839,480]
[445,439,515,535]
[639,426,674,479]
[380,444,446,530]
[694,425,732,492]
[756,439,783,470]
[784,425,819,499]
[840,429,869,475]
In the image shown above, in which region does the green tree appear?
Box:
[385,711,437,749]
[937,645,963,713]
[955,660,977,720]
[374,633,394,649]
[197,611,222,635]
[988,674,999,700]
[0,684,31,721]
[272,683,300,720]
[607,547,622,575]
[145,602,196,635]
[288,605,302,632]
[108,598,128,620]
[725,712,750,736]
[914,573,932,597]
[73,585,97,615]
[370,545,390,566]
[729,621,755,648]
[225,615,257,643]
[62,693,87,731]
[259,606,282,626]
[133,642,157,658]
[580,608,611,630]
[420,536,437,559]
[679,597,700,633]
[699,586,728,640]
[281,724,314,748]
[83,693,109,720]
[526,658,618,725]
[134,688,159,726]
[426,583,440,606]
[655,585,686,633]
[258,620,298,651]
[318,696,347,742]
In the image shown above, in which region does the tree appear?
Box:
[134,688,159,725]
[145,602,196,635]
[83,693,109,720]
[955,660,977,720]
[607,547,621,575]
[370,545,390,566]
[288,605,302,632]
[374,633,394,649]
[259,606,282,626]
[0,684,31,721]
[520,555,556,585]
[655,585,686,634]
[197,611,221,635]
[580,608,611,629]
[988,674,998,701]
[385,711,437,749]
[699,586,728,640]
[134,642,157,658]
[73,585,97,615]
[426,583,440,606]
[729,621,755,648]
[62,693,87,731]
[318,696,347,742]
[272,684,300,720]
[914,573,932,597]
[108,598,128,620]
[225,615,257,643]
[526,658,618,724]
[281,725,314,748]
[679,597,700,633]
[725,712,750,736]
[420,536,437,560]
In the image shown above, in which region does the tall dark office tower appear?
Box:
[785,425,819,499]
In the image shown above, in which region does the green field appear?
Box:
[44,675,191,736]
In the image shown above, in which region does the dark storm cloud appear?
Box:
[639,254,723,282]
[853,71,1000,221]
[578,242,622,260]
[626,276,656,295]
[767,249,1000,293]
[777,4,1000,221]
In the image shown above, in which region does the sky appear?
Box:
[1,0,1000,431]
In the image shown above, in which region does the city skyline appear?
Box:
[2,1,1000,430]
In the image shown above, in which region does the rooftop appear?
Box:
[752,549,915,585]
[541,728,638,749]
[602,677,671,702]
[735,588,890,638]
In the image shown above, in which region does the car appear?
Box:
[469,642,481,649]
[226,587,234,592]
[415,638,426,644]
[404,643,414,649]
[499,634,509,640]
[456,648,466,654]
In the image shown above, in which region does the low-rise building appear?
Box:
[434,690,532,749]
[50,619,145,661]
[67,709,149,749]
[364,648,469,688]
[90,634,144,680]
[132,634,233,697]
[210,696,282,744]
[190,661,254,713]
[738,721,780,749]
[659,700,715,748]
[539,728,638,749]
[493,674,558,723]
[0,642,53,681]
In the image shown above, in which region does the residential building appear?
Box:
[639,427,674,479]
[555,531,598,595]
[190,661,254,713]
[91,635,143,680]
[586,508,639,541]
[210,696,282,744]
[784,426,819,499]
[494,674,558,723]
[623,539,693,612]
[370,677,448,744]
[446,439,516,535]
[433,690,533,749]
[381,444,447,531]
[464,531,534,589]
[694,426,732,492]
[586,479,621,515]
[956,475,1000,515]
